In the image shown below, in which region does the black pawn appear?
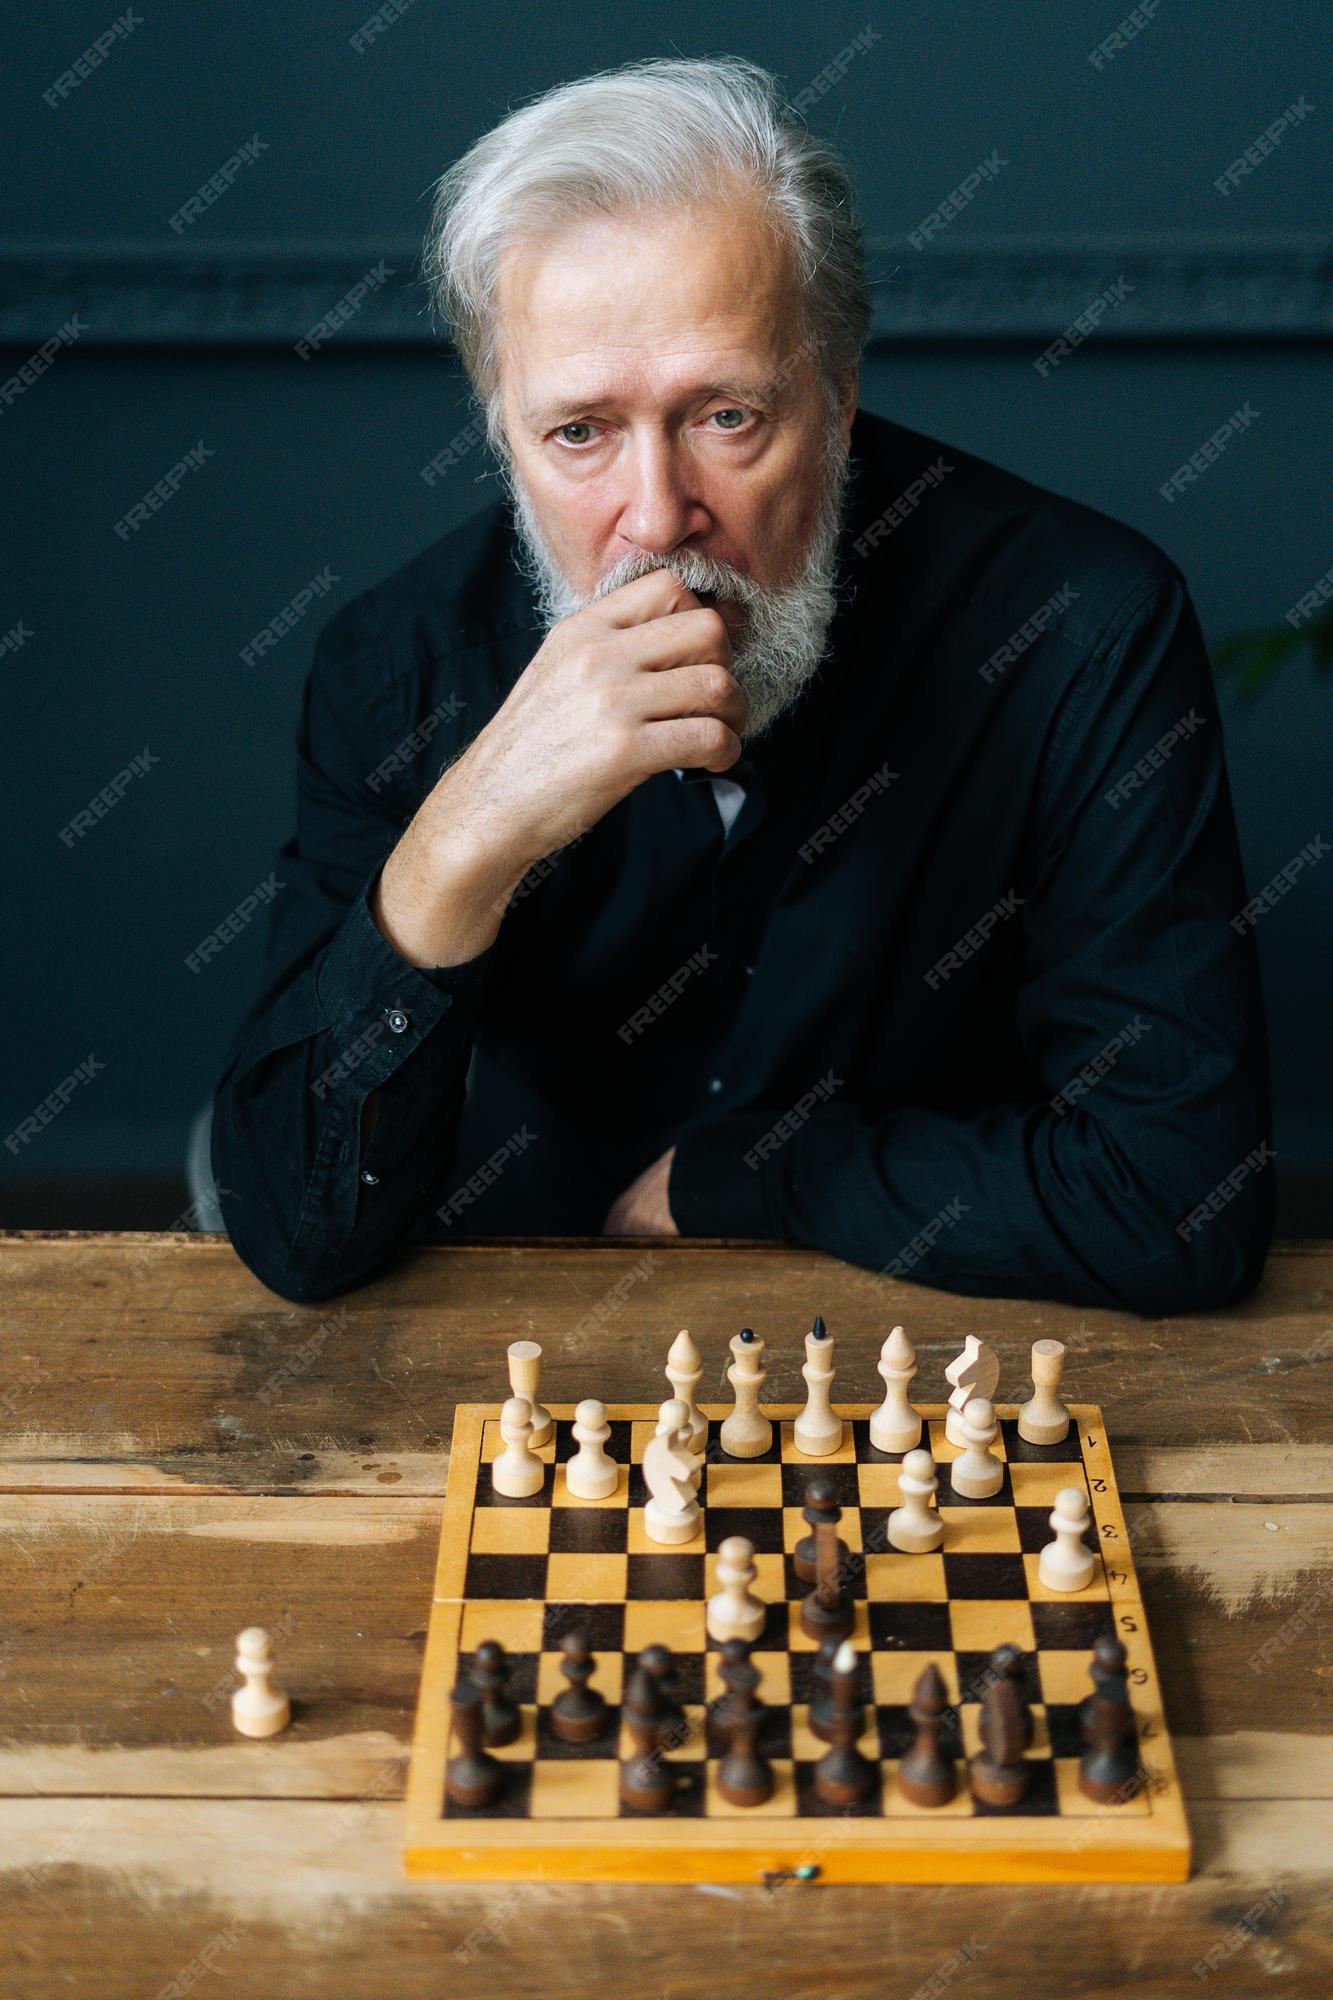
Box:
[794,1475,850,1586]
[806,1634,841,1744]
[801,1514,854,1642]
[989,1643,1033,1749]
[1080,1690,1140,1803]
[445,1680,503,1807]
[716,1681,774,1807]
[1079,1635,1129,1738]
[898,1662,957,1807]
[471,1638,521,1747]
[550,1628,607,1745]
[620,1663,675,1812]
[812,1646,876,1807]
[639,1643,687,1745]
[707,1637,758,1755]
[969,1676,1029,1806]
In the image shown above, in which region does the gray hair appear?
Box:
[423,55,870,459]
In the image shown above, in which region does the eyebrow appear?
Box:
[521,376,786,431]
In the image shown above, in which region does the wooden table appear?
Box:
[2,1232,1329,1998]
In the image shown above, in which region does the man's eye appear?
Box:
[711,408,750,430]
[556,422,596,446]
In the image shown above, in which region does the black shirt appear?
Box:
[211,405,1274,1311]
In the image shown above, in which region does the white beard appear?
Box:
[500,422,853,740]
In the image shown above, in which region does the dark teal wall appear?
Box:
[3,2,1329,1185]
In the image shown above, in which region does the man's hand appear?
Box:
[602,1146,679,1237]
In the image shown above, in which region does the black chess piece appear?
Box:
[989,1643,1033,1749]
[806,1634,841,1744]
[550,1628,607,1745]
[706,1637,757,1755]
[1079,1634,1129,1738]
[812,1644,876,1806]
[470,1639,521,1748]
[898,1662,957,1807]
[794,1475,850,1586]
[639,1642,687,1744]
[620,1662,677,1812]
[445,1679,504,1807]
[1079,1688,1140,1803]
[969,1676,1029,1805]
[800,1512,854,1642]
[716,1678,774,1808]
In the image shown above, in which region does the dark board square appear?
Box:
[781,1463,861,1508]
[1000,1417,1085,1463]
[443,1762,533,1819]
[793,1762,884,1817]
[460,1647,539,1704]
[707,1600,789,1651]
[619,1763,706,1818]
[970,1757,1058,1817]
[875,1702,964,1762]
[554,1419,633,1464]
[534,1704,621,1759]
[783,1551,867,1603]
[857,1507,895,1562]
[954,1649,1033,1709]
[463,1552,549,1599]
[866,1601,954,1651]
[541,1601,626,1653]
[1030,1601,1116,1653]
[548,1507,629,1554]
[852,1417,912,1465]
[1043,1702,1086,1758]
[789,1649,873,1705]
[761,1707,793,1758]
[705,1506,786,1554]
[626,1553,706,1600]
[474,1464,554,1507]
[1016,1506,1094,1556]
[943,1553,1029,1600]
[654,1653,706,1705]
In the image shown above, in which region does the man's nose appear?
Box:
[617,438,704,553]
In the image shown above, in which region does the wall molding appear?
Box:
[0,236,1328,348]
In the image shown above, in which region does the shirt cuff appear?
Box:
[668,1112,787,1239]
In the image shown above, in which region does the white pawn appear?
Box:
[793,1315,842,1456]
[869,1324,922,1454]
[566,1398,618,1499]
[1038,1487,1096,1592]
[491,1395,544,1498]
[1019,1339,1070,1446]
[642,1398,702,1545]
[720,1327,772,1459]
[506,1340,552,1448]
[231,1626,290,1739]
[887,1447,944,1553]
[665,1329,708,1458]
[949,1396,1003,1499]
[706,1535,767,1643]
[945,1336,999,1448]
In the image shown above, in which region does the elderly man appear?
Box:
[212,56,1273,1311]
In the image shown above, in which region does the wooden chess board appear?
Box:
[404,1402,1190,1883]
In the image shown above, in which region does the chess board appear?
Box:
[404,1402,1190,1883]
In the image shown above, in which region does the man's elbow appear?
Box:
[1115,1171,1276,1317]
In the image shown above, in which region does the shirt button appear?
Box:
[744,963,755,976]
[360,1170,380,1186]
[707,1076,724,1095]
[386,1008,409,1034]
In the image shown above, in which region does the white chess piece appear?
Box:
[706,1535,767,1643]
[945,1336,1000,1447]
[1018,1339,1070,1445]
[665,1329,707,1458]
[491,1395,544,1498]
[641,1398,702,1544]
[887,1447,945,1553]
[869,1324,922,1454]
[506,1340,552,1448]
[231,1626,290,1739]
[1038,1487,1096,1591]
[949,1396,1003,1499]
[566,1398,618,1499]
[793,1316,842,1456]
[719,1327,772,1459]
